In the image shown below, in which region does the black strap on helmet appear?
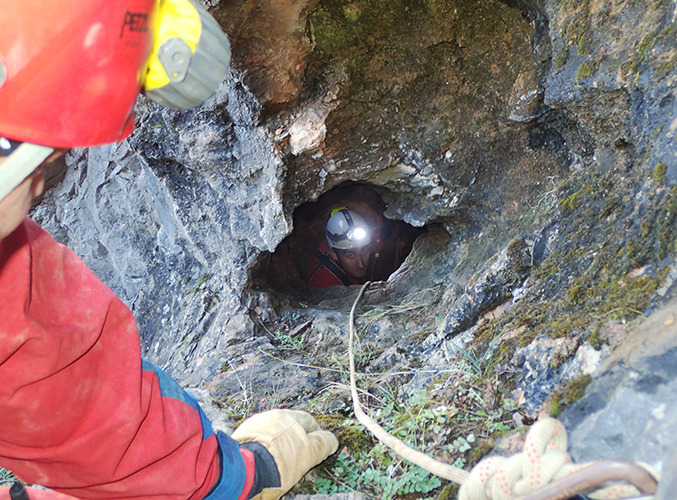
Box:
[326,208,355,243]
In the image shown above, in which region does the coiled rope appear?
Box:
[348,281,659,500]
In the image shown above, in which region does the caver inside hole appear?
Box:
[252,182,426,291]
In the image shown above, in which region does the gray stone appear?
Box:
[25,0,677,495]
[561,297,677,486]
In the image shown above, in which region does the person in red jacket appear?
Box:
[305,208,374,289]
[0,2,337,499]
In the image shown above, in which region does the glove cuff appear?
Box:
[239,442,281,499]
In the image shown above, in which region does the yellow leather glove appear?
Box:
[231,409,339,500]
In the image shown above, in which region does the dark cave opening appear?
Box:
[252,183,426,292]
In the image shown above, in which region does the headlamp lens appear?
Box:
[349,227,367,241]
[0,137,22,157]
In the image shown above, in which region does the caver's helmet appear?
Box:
[0,0,230,148]
[325,208,372,250]
[0,0,159,149]
[0,0,230,202]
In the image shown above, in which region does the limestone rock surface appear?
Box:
[31,0,677,497]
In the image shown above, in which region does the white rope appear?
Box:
[348,281,660,500]
[348,282,469,484]
[459,417,659,500]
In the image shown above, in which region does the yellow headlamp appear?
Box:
[144,0,231,109]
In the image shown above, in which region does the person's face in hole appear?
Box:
[332,244,372,280]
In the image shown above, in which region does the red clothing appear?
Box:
[304,241,361,289]
[0,219,246,499]
[305,262,360,288]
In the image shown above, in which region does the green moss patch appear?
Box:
[471,166,675,387]
[549,375,592,417]
[576,60,599,80]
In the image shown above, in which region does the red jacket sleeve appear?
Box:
[0,219,240,499]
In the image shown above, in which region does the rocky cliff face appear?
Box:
[33,0,677,497]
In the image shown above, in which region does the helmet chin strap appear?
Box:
[0,143,53,203]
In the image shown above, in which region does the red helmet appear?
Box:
[0,0,158,148]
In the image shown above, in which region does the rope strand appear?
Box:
[348,282,469,484]
[347,281,660,500]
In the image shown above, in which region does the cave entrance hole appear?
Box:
[252,183,426,293]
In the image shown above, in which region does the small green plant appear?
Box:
[311,381,517,499]
[274,330,306,350]
[311,391,453,498]
[315,452,442,499]
[187,273,213,295]
[447,433,475,454]
[264,311,310,351]
[280,311,300,322]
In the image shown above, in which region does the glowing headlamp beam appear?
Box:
[348,227,368,241]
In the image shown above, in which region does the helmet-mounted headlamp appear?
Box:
[143,0,231,110]
[0,0,231,203]
[347,226,368,242]
[326,208,373,250]
[0,0,230,149]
